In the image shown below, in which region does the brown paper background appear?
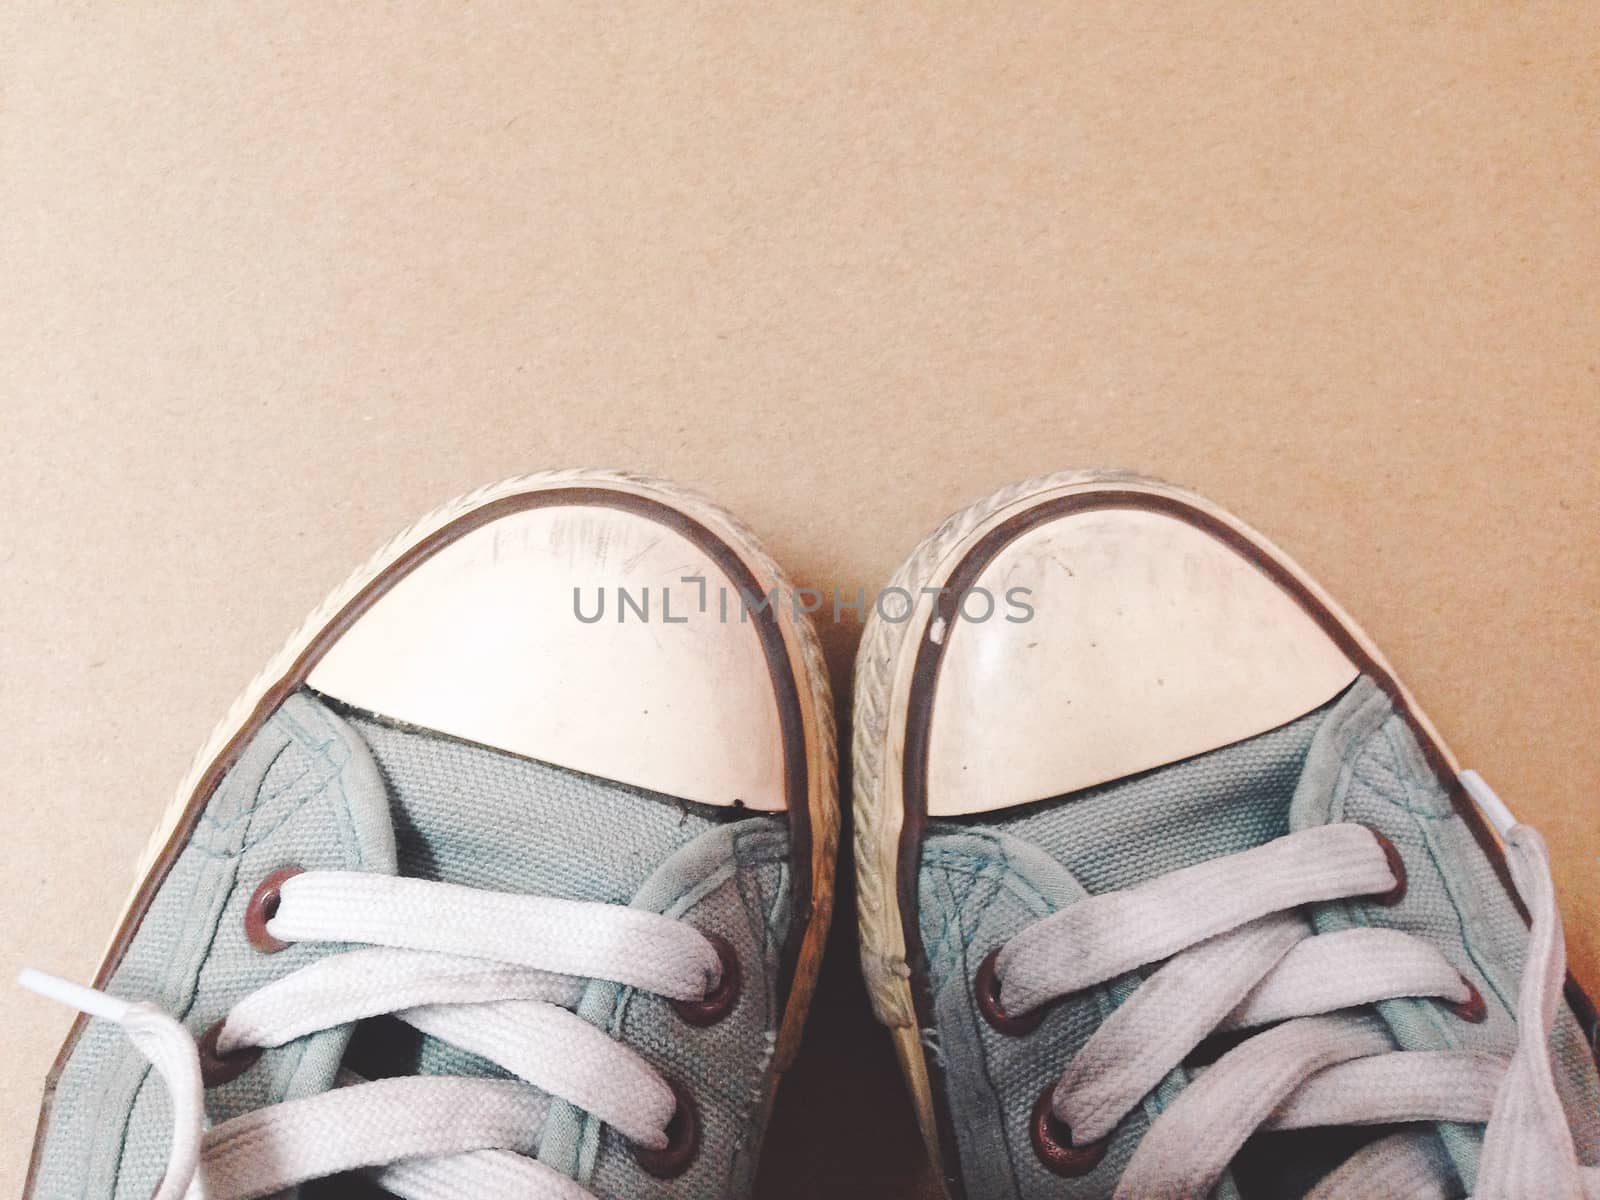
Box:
[2,5,1596,1196]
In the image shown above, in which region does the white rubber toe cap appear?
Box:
[927,502,1359,816]
[309,493,789,810]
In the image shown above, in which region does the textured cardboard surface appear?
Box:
[2,5,1596,1196]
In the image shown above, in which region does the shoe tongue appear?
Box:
[320,697,728,1083]
[1284,676,1494,1193]
[1286,676,1400,837]
[1129,678,1427,1200]
[997,677,1544,1199]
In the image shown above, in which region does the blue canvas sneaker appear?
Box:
[22,470,838,1200]
[853,471,1599,1200]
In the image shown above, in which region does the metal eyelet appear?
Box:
[1447,974,1488,1024]
[632,1077,700,1179]
[670,933,741,1027]
[975,948,1047,1036]
[1030,1087,1108,1176]
[245,866,303,953]
[1364,828,1408,906]
[197,1018,261,1087]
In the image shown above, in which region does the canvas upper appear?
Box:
[917,677,1600,1199]
[853,472,1600,1200]
[33,689,795,1199]
[24,472,838,1200]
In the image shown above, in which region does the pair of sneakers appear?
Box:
[21,470,1599,1200]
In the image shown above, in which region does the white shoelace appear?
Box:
[991,772,1600,1200]
[22,871,726,1200]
